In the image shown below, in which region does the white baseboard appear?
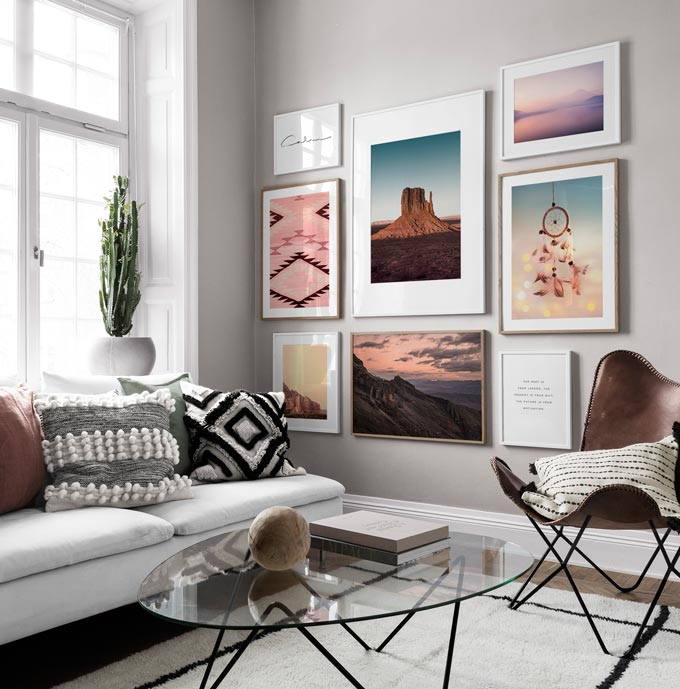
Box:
[343,493,680,579]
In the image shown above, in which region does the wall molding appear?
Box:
[343,493,680,579]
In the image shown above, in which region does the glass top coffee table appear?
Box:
[139,528,533,689]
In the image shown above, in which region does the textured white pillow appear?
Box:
[36,389,192,512]
[522,434,680,521]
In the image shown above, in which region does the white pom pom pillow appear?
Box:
[35,389,193,512]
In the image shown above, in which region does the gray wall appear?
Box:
[247,0,679,513]
[197,0,255,390]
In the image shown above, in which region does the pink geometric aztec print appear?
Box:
[268,191,331,309]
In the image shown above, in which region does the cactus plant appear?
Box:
[98,176,142,337]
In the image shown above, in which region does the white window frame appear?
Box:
[0,0,133,386]
[0,0,131,135]
[28,117,128,385]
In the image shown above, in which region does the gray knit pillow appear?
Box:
[35,390,193,512]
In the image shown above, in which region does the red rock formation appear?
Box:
[283,383,325,418]
[372,187,452,240]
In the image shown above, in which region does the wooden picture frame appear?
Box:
[501,42,620,159]
[262,179,340,320]
[499,159,618,334]
[351,330,486,444]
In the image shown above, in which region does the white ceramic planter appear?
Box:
[89,336,156,376]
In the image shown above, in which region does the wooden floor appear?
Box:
[520,561,680,608]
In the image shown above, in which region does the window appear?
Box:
[0,0,125,127]
[0,0,129,385]
[0,114,19,383]
[39,128,120,373]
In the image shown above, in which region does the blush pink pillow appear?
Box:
[0,386,44,514]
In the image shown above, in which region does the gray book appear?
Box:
[310,510,449,553]
[311,535,452,566]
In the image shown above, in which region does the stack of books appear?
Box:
[309,510,451,566]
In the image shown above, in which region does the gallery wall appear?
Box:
[197,0,256,391]
[250,0,680,513]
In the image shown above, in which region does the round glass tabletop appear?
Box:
[138,528,533,631]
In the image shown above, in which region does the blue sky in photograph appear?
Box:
[371,131,460,222]
[512,176,602,239]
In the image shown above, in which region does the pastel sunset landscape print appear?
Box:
[514,61,604,143]
[352,332,483,442]
[282,344,328,420]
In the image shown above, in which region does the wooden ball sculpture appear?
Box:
[248,506,311,571]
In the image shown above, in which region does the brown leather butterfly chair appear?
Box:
[491,350,680,658]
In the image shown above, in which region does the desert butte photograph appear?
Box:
[370,131,462,284]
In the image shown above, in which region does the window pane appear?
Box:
[34,54,75,110]
[30,0,120,121]
[40,130,74,196]
[76,260,100,319]
[40,196,75,257]
[76,14,117,74]
[0,117,19,382]
[0,0,15,42]
[76,69,116,125]
[40,128,118,373]
[0,43,14,91]
[76,138,118,202]
[76,201,103,258]
[33,0,74,61]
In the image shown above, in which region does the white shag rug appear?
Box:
[52,585,680,689]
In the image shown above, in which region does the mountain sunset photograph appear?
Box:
[352,331,484,443]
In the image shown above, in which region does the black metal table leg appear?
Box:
[198,629,225,689]
[441,602,461,689]
[203,627,260,689]
[296,625,368,689]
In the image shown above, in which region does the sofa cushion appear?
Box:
[0,507,175,584]
[138,474,345,535]
[0,386,45,515]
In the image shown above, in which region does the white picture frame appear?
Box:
[272,332,340,434]
[352,90,485,317]
[273,103,341,175]
[262,179,340,320]
[501,42,620,160]
[499,159,618,334]
[500,351,572,449]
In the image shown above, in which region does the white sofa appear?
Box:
[0,474,344,644]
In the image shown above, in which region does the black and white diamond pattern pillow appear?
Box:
[181,382,305,482]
